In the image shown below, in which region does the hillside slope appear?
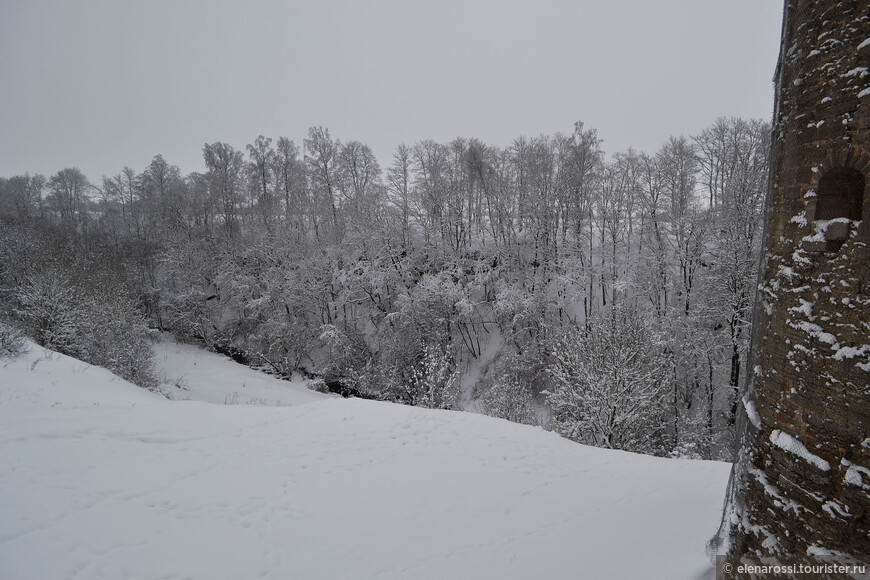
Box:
[0,342,729,579]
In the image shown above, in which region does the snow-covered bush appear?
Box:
[546,306,667,454]
[15,270,80,354]
[242,265,318,376]
[0,320,26,359]
[358,270,465,405]
[307,377,330,394]
[669,440,706,460]
[78,294,159,390]
[16,270,158,390]
[403,343,459,409]
[317,323,373,390]
[162,287,220,346]
[480,377,538,425]
[249,314,312,376]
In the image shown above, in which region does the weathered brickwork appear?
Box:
[722,0,870,566]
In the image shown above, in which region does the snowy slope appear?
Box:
[154,334,333,406]
[0,342,730,580]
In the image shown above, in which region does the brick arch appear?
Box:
[822,146,870,176]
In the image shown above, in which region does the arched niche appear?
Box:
[814,167,865,221]
[803,167,866,252]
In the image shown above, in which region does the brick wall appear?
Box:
[724,0,869,563]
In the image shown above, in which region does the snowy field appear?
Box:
[0,340,730,580]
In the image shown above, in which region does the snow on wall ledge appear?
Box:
[769,429,831,471]
[0,342,731,580]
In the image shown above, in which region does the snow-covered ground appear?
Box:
[153,334,332,406]
[0,340,730,580]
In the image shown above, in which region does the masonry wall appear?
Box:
[725,0,870,564]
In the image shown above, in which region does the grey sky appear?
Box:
[0,0,783,181]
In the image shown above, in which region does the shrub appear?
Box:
[16,270,158,390]
[480,377,538,425]
[15,270,80,354]
[404,343,459,409]
[0,320,26,359]
[317,324,373,390]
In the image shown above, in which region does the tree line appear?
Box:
[0,117,769,459]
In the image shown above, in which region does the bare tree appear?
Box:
[386,143,413,248]
[46,168,90,233]
[246,135,277,228]
[304,126,340,236]
[1,174,44,219]
[337,140,382,225]
[274,136,306,236]
[203,142,245,232]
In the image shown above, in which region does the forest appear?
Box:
[0,116,770,461]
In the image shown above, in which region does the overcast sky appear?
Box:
[0,0,783,181]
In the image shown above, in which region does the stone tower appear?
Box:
[714,0,870,565]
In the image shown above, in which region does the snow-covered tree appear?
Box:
[546,306,667,453]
